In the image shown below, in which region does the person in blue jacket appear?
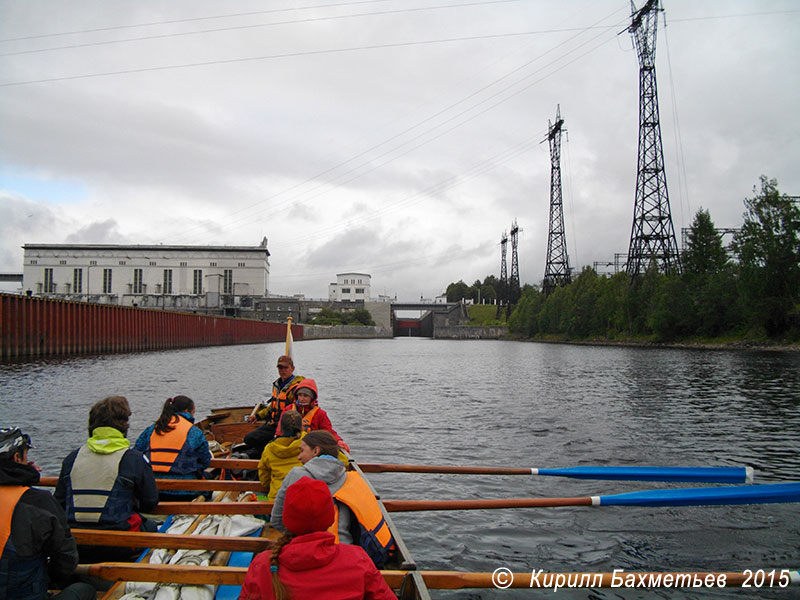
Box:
[54,396,159,563]
[135,395,211,501]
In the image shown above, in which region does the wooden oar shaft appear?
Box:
[382,497,593,511]
[71,529,273,552]
[360,463,531,475]
[152,501,273,514]
[77,564,786,589]
[210,458,259,470]
[38,476,266,493]
[76,563,247,586]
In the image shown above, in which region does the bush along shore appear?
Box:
[468,177,800,349]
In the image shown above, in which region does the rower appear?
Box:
[276,379,350,452]
[240,476,396,599]
[0,427,95,600]
[54,396,159,564]
[134,395,211,501]
[242,355,305,457]
[270,430,393,568]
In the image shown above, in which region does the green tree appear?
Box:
[445,280,471,302]
[732,176,800,336]
[508,287,545,336]
[682,208,729,276]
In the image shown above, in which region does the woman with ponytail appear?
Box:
[134,395,211,501]
[239,477,395,600]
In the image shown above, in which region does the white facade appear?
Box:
[328,272,371,302]
[22,239,270,309]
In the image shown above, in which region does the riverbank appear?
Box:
[509,334,800,352]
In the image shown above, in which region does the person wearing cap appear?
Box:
[276,379,349,452]
[0,427,95,600]
[134,395,211,501]
[239,476,395,600]
[243,355,305,457]
[54,396,159,563]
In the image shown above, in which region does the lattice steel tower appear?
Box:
[626,0,681,277]
[499,231,508,301]
[496,231,508,318]
[543,105,571,295]
[509,220,521,304]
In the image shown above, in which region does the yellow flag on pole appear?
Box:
[285,317,294,359]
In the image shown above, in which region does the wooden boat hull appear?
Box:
[97,406,431,600]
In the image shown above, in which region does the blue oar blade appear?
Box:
[535,466,753,484]
[597,482,800,507]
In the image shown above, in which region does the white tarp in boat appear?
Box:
[119,506,263,600]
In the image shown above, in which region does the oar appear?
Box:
[150,482,800,515]
[359,463,754,484]
[74,563,800,589]
[152,501,273,515]
[71,529,272,552]
[38,476,266,493]
[382,482,800,512]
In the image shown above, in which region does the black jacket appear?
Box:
[0,460,79,598]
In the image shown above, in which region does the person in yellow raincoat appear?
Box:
[257,410,304,500]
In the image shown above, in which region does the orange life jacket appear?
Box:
[0,486,28,554]
[149,416,193,473]
[328,471,394,568]
[277,404,319,434]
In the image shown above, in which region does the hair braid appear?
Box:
[270,532,295,600]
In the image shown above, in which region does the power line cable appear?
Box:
[176,11,627,244]
[170,7,626,244]
[0,0,396,42]
[0,0,522,57]
[0,23,626,88]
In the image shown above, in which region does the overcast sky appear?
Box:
[1,0,798,301]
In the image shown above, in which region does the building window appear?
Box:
[59,260,67,265]
[119,260,126,265]
[341,287,351,293]
[29,260,38,265]
[193,269,203,295]
[89,260,97,265]
[43,268,54,293]
[180,261,187,267]
[102,269,113,294]
[73,268,83,294]
[210,262,217,267]
[149,261,157,266]
[355,288,364,294]
[238,262,245,267]
[133,268,143,294]
[163,269,173,294]
[223,269,233,294]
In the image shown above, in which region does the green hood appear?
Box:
[87,426,130,454]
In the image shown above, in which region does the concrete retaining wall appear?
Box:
[303,324,393,339]
[433,325,508,339]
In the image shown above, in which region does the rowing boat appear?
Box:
[77,405,431,600]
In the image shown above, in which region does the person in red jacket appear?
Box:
[277,379,350,452]
[239,476,395,600]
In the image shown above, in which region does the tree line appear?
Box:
[445,177,800,342]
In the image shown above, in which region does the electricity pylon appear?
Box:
[625,0,681,278]
[543,105,571,295]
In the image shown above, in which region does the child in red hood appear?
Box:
[239,476,395,600]
[278,379,350,452]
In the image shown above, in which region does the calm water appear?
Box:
[2,339,799,599]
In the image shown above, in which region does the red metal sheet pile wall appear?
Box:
[0,294,303,360]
